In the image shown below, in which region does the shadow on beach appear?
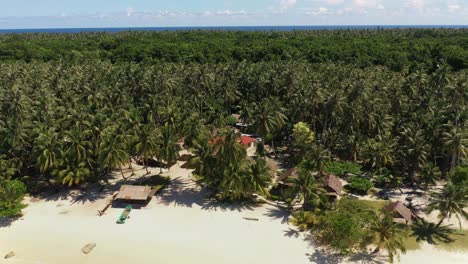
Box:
[0,216,20,228]
[156,176,259,212]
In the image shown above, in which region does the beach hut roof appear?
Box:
[116,185,153,201]
[384,201,413,222]
[240,136,256,146]
[278,167,300,183]
[323,174,343,195]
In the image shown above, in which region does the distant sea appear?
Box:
[0,25,467,34]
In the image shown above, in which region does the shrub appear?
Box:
[347,176,374,195]
[314,198,375,253]
[324,161,362,177]
[291,210,319,230]
[372,168,403,188]
[0,179,27,217]
[225,115,238,126]
[451,166,468,184]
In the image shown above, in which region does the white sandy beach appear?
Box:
[1,152,467,264]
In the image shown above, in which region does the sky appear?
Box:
[0,0,467,29]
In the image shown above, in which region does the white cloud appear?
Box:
[279,0,297,11]
[353,0,383,9]
[405,0,425,9]
[448,4,461,12]
[321,0,344,5]
[305,7,330,15]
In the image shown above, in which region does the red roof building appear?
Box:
[240,136,256,146]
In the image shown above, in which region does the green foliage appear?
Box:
[372,168,403,189]
[0,30,466,192]
[291,210,319,231]
[324,161,362,177]
[292,122,315,145]
[370,213,407,263]
[314,198,375,253]
[347,176,374,195]
[287,169,327,208]
[0,30,467,70]
[225,115,238,126]
[291,122,315,163]
[427,183,468,230]
[193,129,271,201]
[0,179,27,217]
[451,166,468,184]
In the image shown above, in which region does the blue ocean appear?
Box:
[0,25,467,34]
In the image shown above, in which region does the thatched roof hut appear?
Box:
[323,174,343,196]
[384,201,413,224]
[277,167,299,186]
[115,185,153,203]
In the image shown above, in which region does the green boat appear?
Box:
[116,205,132,224]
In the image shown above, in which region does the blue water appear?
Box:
[0,25,467,34]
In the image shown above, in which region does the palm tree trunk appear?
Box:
[128,158,134,175]
[120,166,126,180]
[271,139,277,157]
[435,216,446,228]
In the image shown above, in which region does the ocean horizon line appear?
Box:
[1,25,467,34]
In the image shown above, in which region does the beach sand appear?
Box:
[1,153,467,264]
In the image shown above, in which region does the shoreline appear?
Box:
[1,155,467,264]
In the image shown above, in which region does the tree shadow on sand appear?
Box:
[264,206,290,224]
[199,199,258,212]
[347,251,388,264]
[156,176,259,212]
[306,249,344,264]
[411,219,457,245]
[283,227,301,238]
[157,176,209,208]
[0,217,20,228]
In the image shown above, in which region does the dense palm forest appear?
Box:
[0,29,467,70]
[0,30,466,220]
[0,61,465,186]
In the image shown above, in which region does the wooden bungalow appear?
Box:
[322,174,343,201]
[277,167,299,187]
[383,201,413,224]
[115,185,155,205]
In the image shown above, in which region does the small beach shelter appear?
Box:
[323,174,343,195]
[277,167,300,187]
[383,201,413,224]
[115,185,154,204]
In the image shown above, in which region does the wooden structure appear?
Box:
[384,201,413,224]
[322,174,343,202]
[115,185,154,204]
[277,167,299,187]
[323,174,343,196]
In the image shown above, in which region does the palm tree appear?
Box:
[442,127,467,170]
[99,134,130,179]
[427,183,468,229]
[53,162,90,187]
[370,213,407,263]
[159,124,181,171]
[420,163,441,192]
[250,97,287,155]
[34,128,62,174]
[135,125,161,174]
[288,170,326,209]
